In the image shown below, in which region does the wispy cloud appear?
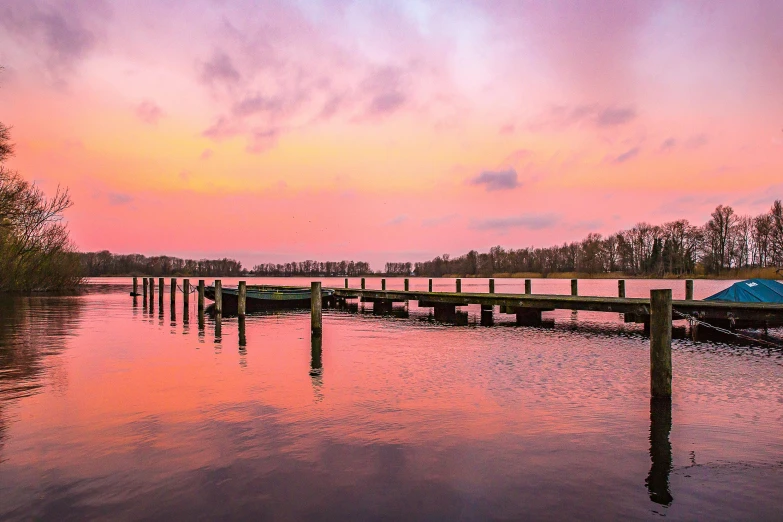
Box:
[471,213,560,231]
[384,214,408,226]
[468,169,519,191]
[612,147,640,164]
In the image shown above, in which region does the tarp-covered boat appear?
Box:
[704,279,783,304]
[204,285,334,312]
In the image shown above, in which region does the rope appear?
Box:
[673,309,783,349]
[177,284,198,294]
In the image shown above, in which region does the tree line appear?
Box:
[79,251,244,277]
[413,202,783,277]
[252,260,373,276]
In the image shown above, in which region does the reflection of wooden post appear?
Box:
[214,280,222,314]
[361,278,366,290]
[646,398,673,506]
[404,278,409,291]
[685,280,694,300]
[456,278,461,293]
[571,279,578,296]
[381,278,386,291]
[170,278,176,305]
[183,279,190,308]
[310,334,323,376]
[618,280,626,298]
[133,277,138,295]
[525,279,531,294]
[650,289,672,398]
[429,279,433,292]
[489,279,494,294]
[238,316,246,347]
[311,282,322,335]
[238,281,247,317]
[198,280,205,311]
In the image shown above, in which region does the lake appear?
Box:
[0,278,781,520]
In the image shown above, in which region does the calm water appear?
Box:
[0,278,781,520]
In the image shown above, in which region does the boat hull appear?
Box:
[204,286,333,312]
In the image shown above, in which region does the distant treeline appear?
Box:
[414,202,783,277]
[252,260,372,276]
[79,251,244,277]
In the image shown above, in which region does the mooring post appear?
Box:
[170,278,177,305]
[456,278,461,293]
[142,277,148,298]
[361,278,366,290]
[489,278,495,294]
[158,278,164,304]
[382,278,386,291]
[429,279,433,292]
[149,278,154,299]
[214,280,222,315]
[619,280,626,298]
[311,281,322,335]
[404,278,409,291]
[525,279,531,294]
[133,277,138,296]
[685,280,694,300]
[183,279,190,308]
[650,289,673,399]
[238,281,247,317]
[345,278,349,289]
[571,279,578,296]
[197,280,205,311]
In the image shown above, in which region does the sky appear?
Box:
[1,0,781,269]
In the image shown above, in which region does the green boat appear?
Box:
[204,285,334,311]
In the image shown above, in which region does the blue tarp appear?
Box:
[705,279,783,303]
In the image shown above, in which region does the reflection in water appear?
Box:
[183,305,189,327]
[238,316,246,347]
[198,309,205,343]
[310,334,324,402]
[214,313,222,349]
[646,398,673,506]
[170,303,177,327]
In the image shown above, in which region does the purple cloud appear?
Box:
[612,147,640,164]
[469,169,519,191]
[472,213,560,231]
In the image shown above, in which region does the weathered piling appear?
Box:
[345,278,349,289]
[618,280,626,298]
[198,280,205,311]
[214,280,222,314]
[142,278,147,298]
[170,278,176,305]
[650,289,673,399]
[404,278,409,291]
[148,278,154,299]
[238,281,247,316]
[429,279,433,292]
[525,279,532,294]
[456,278,461,293]
[381,278,386,291]
[361,278,366,290]
[481,305,494,326]
[685,280,694,300]
[489,278,495,294]
[311,281,322,335]
[133,277,138,295]
[183,279,190,307]
[571,279,578,296]
[158,278,164,305]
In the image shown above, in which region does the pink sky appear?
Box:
[1,0,781,269]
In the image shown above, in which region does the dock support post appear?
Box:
[650,289,672,399]
[214,280,222,315]
[525,279,531,294]
[238,281,247,317]
[516,308,543,326]
[198,280,205,311]
[456,278,461,293]
[404,278,409,291]
[685,280,694,300]
[149,278,154,299]
[361,278,366,290]
[429,279,433,292]
[170,278,176,305]
[345,278,349,289]
[183,279,189,308]
[618,280,626,298]
[142,277,148,299]
[433,303,456,322]
[489,278,494,294]
[133,277,138,296]
[159,278,164,305]
[382,278,386,291]
[481,305,494,326]
[571,279,578,296]
[311,282,322,335]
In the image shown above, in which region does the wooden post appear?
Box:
[571,279,578,296]
[650,289,672,399]
[170,278,176,305]
[149,278,154,299]
[237,281,247,316]
[381,278,386,291]
[214,280,222,314]
[685,280,694,300]
[404,278,409,291]
[525,279,531,294]
[456,278,461,293]
[158,278,164,304]
[183,279,190,307]
[429,279,433,292]
[361,278,366,290]
[618,280,626,298]
[197,280,205,311]
[132,277,138,295]
[142,277,148,298]
[489,278,495,294]
[345,278,349,289]
[311,281,322,335]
